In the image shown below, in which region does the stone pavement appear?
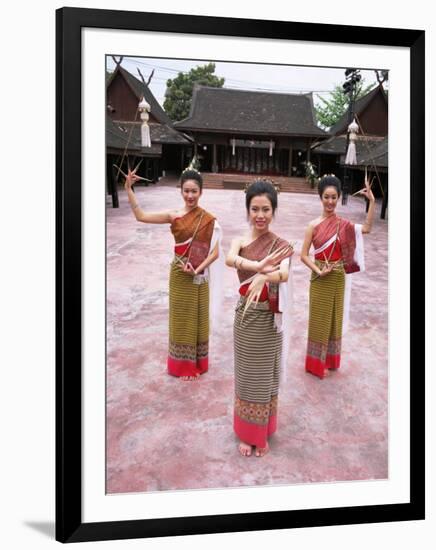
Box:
[106,184,388,493]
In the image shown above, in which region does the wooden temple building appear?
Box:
[312,84,388,217]
[106,65,192,206]
[105,66,388,213]
[174,85,328,191]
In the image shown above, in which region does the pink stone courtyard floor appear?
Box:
[106,184,388,494]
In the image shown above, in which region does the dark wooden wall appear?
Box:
[357,92,388,137]
[107,72,159,123]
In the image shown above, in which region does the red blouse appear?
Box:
[239,281,269,302]
[314,239,342,262]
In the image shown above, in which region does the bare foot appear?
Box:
[181,374,200,381]
[255,443,269,457]
[238,441,252,457]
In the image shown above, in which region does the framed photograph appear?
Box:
[56,7,425,543]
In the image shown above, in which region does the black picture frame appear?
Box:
[56,7,425,543]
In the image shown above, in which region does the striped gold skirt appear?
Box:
[233,297,282,448]
[167,260,209,377]
[305,260,345,378]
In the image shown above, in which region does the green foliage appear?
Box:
[163,63,225,122]
[315,81,374,130]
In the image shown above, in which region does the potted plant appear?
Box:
[305,161,318,188]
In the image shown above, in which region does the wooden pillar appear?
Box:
[381,174,388,219]
[212,143,218,173]
[306,140,311,162]
[181,147,185,171]
[194,142,198,159]
[107,155,119,208]
[287,145,293,176]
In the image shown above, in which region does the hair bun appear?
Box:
[317,174,342,198]
[244,178,279,194]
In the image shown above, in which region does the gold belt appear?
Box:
[314,259,344,271]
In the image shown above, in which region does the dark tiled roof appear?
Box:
[313,135,387,167]
[356,137,388,168]
[106,118,190,153]
[174,86,328,137]
[106,118,161,155]
[149,123,192,144]
[107,66,174,127]
[313,135,349,155]
[329,85,387,135]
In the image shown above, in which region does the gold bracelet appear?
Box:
[278,271,283,282]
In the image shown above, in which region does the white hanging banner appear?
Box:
[139,97,151,148]
[345,118,359,165]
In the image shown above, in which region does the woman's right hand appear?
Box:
[246,274,268,309]
[124,169,142,191]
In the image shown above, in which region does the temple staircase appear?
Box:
[157,172,318,194]
[203,173,317,194]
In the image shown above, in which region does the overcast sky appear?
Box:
[107,56,384,109]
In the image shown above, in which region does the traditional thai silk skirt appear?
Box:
[167,260,209,377]
[305,261,345,378]
[233,297,282,448]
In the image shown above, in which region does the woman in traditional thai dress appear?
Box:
[124,168,222,381]
[226,181,294,457]
[301,174,375,379]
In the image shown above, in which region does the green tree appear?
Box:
[164,63,225,122]
[315,81,374,129]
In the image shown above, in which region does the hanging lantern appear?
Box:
[231,138,236,156]
[269,139,274,157]
[344,118,359,165]
[138,97,151,148]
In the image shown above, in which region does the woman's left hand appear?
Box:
[358,177,375,202]
[182,261,196,276]
[124,168,142,190]
[258,244,294,274]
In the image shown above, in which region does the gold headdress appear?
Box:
[244,178,280,194]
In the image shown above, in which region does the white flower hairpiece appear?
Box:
[182,167,201,175]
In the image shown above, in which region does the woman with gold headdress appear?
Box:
[226,180,294,457]
[301,174,375,379]
[124,167,222,381]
